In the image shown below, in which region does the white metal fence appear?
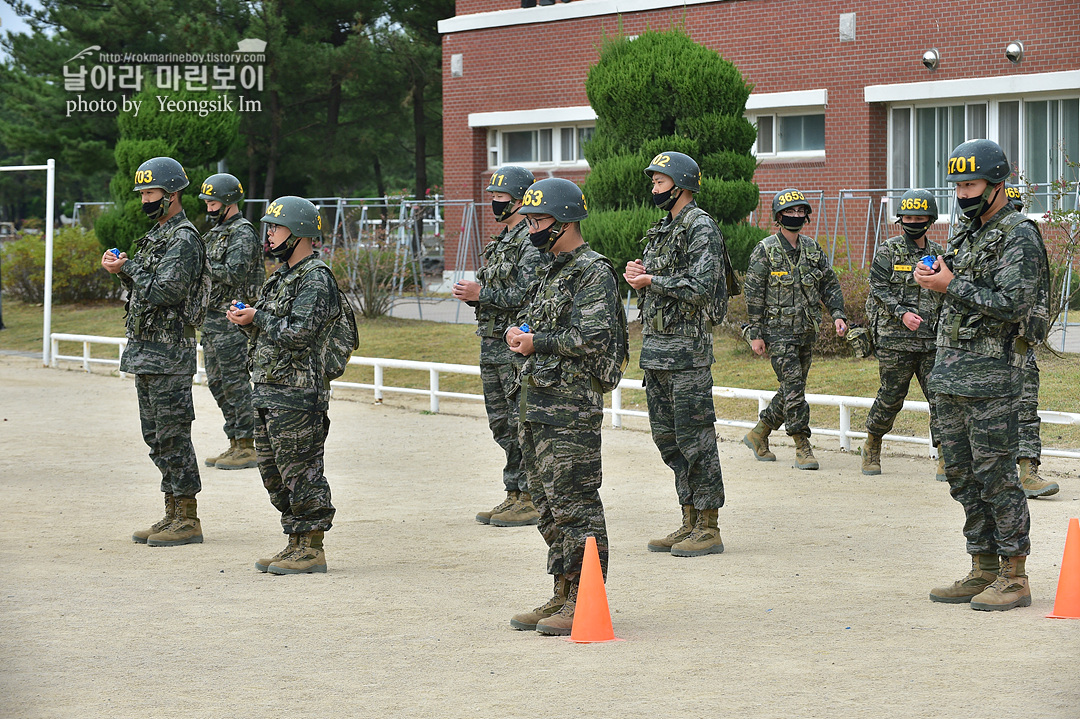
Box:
[50,332,1080,460]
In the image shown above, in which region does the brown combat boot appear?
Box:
[935,453,947,482]
[742,421,776,462]
[793,434,819,470]
[216,437,258,470]
[1019,458,1059,498]
[647,505,697,553]
[268,531,326,574]
[255,534,299,573]
[536,578,579,636]
[861,434,882,475]
[490,491,540,527]
[204,439,235,467]
[929,554,999,603]
[971,556,1032,612]
[132,493,175,544]
[510,575,570,631]
[476,491,518,525]
[147,496,203,546]
[671,508,724,557]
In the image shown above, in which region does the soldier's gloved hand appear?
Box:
[750,338,766,356]
[902,312,923,331]
[834,318,847,337]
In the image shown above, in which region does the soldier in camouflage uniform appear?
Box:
[198,173,265,471]
[742,189,847,470]
[1005,185,1059,498]
[505,178,622,636]
[453,166,548,527]
[918,139,1050,611]
[102,156,210,547]
[861,189,944,478]
[625,151,726,557]
[229,196,338,575]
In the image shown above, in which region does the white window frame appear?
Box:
[746,89,828,162]
[470,106,597,170]
[886,93,1079,212]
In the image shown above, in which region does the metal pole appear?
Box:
[43,159,56,366]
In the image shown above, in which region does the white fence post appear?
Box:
[611,386,623,429]
[429,368,440,413]
[839,402,851,451]
[374,364,384,403]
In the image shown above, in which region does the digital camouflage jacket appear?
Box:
[744,233,846,345]
[866,233,945,352]
[518,243,622,428]
[119,210,205,375]
[638,201,722,370]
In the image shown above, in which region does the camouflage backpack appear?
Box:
[297,261,359,381]
[662,206,739,328]
[177,219,212,329]
[584,254,629,393]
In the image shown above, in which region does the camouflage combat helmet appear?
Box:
[517,178,588,222]
[261,196,323,238]
[1006,183,1025,211]
[132,157,189,193]
[945,139,1011,184]
[896,189,939,222]
[199,173,245,205]
[772,188,812,220]
[644,151,701,193]
[486,166,535,200]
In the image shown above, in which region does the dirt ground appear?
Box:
[1,354,1078,719]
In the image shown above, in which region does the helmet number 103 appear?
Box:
[948,155,977,175]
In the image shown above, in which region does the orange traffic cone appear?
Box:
[1048,517,1080,620]
[569,535,619,643]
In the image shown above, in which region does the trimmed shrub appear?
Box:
[580,203,658,291]
[720,222,769,273]
[1,228,123,303]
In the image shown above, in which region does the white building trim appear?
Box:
[439,0,722,35]
[746,89,828,111]
[468,106,597,128]
[865,69,1080,104]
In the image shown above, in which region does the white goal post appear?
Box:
[1,158,56,365]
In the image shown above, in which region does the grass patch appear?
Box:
[4,298,1079,449]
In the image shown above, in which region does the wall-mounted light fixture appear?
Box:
[921,48,939,70]
[1005,41,1024,64]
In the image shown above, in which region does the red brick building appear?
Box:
[439,0,1080,275]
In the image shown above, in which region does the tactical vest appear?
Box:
[474,222,530,337]
[937,210,1049,365]
[760,234,826,335]
[249,256,340,389]
[866,235,943,342]
[640,206,713,337]
[206,215,264,309]
[525,247,626,394]
[126,217,207,345]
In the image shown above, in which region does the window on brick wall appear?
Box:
[487,124,594,168]
[889,97,1079,211]
[752,112,825,158]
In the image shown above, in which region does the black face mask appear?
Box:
[529,221,562,252]
[142,195,169,220]
[268,235,298,260]
[778,214,807,231]
[652,188,679,211]
[901,221,931,239]
[958,184,1001,220]
[206,208,223,223]
[491,199,513,222]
